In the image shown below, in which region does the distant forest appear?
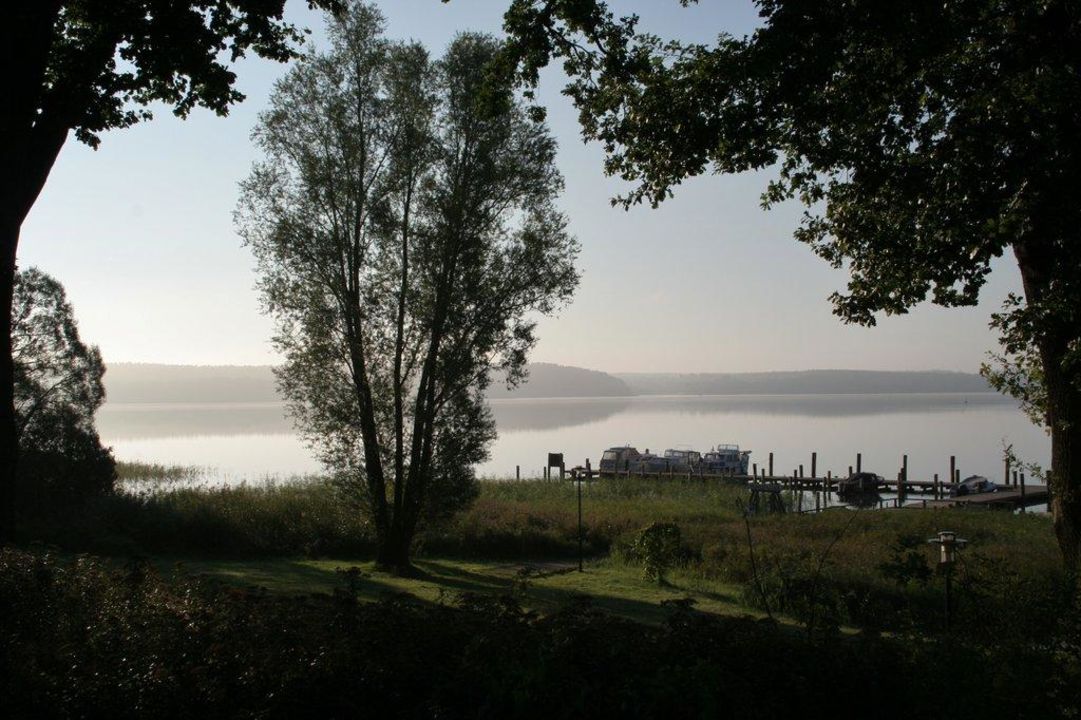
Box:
[616,369,993,397]
[104,363,993,404]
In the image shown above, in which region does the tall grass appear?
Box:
[21,471,1064,633]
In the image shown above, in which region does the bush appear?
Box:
[632,522,682,584]
[0,547,1074,719]
[17,407,115,509]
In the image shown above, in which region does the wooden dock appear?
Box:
[565,466,1049,511]
[905,486,1049,510]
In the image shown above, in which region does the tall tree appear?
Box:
[13,267,114,505]
[497,0,1081,570]
[0,0,340,540]
[237,2,579,573]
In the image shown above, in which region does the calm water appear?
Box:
[96,393,1049,486]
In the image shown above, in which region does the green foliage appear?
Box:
[17,473,1064,635]
[12,267,114,506]
[982,293,1050,430]
[877,534,933,589]
[11,0,340,149]
[2,546,1076,719]
[631,522,681,584]
[497,0,1081,566]
[238,2,578,569]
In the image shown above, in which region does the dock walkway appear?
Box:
[566,467,1048,511]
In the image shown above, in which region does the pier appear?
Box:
[563,463,1049,512]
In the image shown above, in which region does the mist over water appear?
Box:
[98,392,1048,486]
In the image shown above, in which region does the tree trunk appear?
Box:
[375,522,414,575]
[1014,239,1081,573]
[0,217,17,543]
[1046,363,1081,573]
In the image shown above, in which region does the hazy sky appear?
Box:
[18,0,1023,374]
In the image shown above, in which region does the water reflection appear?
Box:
[488,397,630,431]
[97,402,294,439]
[97,393,1013,441]
[602,393,1011,418]
[96,393,1048,487]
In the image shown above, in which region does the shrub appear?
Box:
[0,547,1073,719]
[632,522,682,584]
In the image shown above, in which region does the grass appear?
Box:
[166,555,755,626]
[24,470,1064,631]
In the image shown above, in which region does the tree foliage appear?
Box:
[12,268,113,504]
[0,0,341,540]
[496,0,1081,569]
[237,2,579,571]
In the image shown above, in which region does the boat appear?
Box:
[662,448,702,472]
[837,471,883,497]
[599,446,641,475]
[599,443,750,476]
[950,475,997,497]
[701,444,751,475]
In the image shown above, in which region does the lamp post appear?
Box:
[927,530,968,631]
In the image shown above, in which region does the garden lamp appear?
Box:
[927,530,968,565]
[927,530,968,631]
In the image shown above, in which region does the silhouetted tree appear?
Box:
[237,2,579,573]
[0,0,341,540]
[497,0,1081,570]
[13,268,114,506]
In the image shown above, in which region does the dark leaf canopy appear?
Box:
[498,0,1081,328]
[9,0,342,147]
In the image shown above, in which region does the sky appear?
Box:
[18,0,1024,374]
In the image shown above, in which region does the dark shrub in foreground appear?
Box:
[1,549,1075,719]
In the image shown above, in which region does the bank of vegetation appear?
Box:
[9,461,1076,717]
[20,475,1063,634]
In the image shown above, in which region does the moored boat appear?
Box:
[701,444,751,475]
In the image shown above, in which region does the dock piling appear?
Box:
[900,454,908,503]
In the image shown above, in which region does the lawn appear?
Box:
[167,555,754,626]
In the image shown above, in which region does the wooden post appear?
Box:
[848,465,853,478]
[933,473,939,500]
[799,464,804,479]
[856,453,862,473]
[577,473,584,571]
[561,461,566,481]
[1004,456,1011,488]
[1013,470,1018,486]
[768,452,774,477]
[811,452,817,479]
[516,465,520,481]
[752,462,758,479]
[827,470,832,492]
[949,456,955,490]
[1020,472,1027,513]
[955,469,961,484]
[900,454,908,503]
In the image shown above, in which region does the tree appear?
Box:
[237,2,579,573]
[13,267,114,507]
[0,0,341,540]
[496,0,1081,570]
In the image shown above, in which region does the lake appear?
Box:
[97,393,1050,486]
